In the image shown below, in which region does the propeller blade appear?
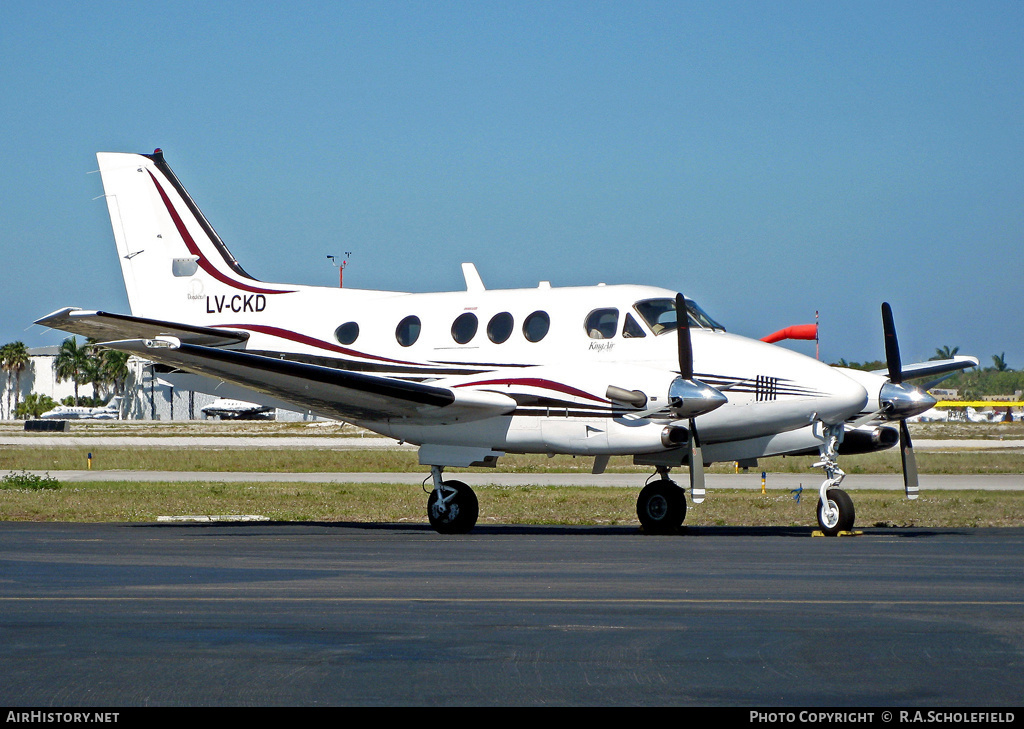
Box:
[688,419,705,503]
[677,295,706,502]
[883,302,921,498]
[881,302,902,384]
[676,293,693,379]
[899,419,919,499]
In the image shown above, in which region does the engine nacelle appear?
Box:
[838,425,900,455]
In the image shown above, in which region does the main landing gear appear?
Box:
[813,423,856,536]
[425,466,479,534]
[636,467,687,534]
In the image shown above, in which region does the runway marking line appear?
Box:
[2,596,1023,606]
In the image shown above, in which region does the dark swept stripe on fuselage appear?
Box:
[175,322,830,419]
[175,343,456,408]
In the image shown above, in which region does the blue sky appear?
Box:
[3,1,1022,369]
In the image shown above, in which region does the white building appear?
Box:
[1,346,319,421]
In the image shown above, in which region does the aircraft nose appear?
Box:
[818,368,869,425]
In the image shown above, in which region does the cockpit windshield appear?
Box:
[633,298,726,335]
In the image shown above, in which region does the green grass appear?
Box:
[1,479,1022,528]
[2,446,1022,475]
[2,420,1022,527]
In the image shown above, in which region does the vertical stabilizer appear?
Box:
[96,150,293,322]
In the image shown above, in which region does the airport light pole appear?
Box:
[327,252,352,288]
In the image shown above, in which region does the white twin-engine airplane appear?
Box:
[37,150,978,535]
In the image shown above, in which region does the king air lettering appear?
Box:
[206,294,267,314]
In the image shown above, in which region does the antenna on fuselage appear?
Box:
[462,263,485,292]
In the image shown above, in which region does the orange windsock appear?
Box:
[761,324,818,344]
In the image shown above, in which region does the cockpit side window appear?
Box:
[634,299,677,335]
[686,299,726,331]
[622,313,646,338]
[633,298,725,334]
[585,308,619,339]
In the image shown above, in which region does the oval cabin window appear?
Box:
[335,322,359,345]
[452,313,479,344]
[523,311,550,343]
[396,315,421,347]
[487,312,514,344]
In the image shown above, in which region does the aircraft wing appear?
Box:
[870,356,979,382]
[97,337,517,425]
[35,308,250,348]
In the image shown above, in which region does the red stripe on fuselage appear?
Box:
[214,323,423,366]
[453,377,608,404]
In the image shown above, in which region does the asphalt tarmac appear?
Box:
[2,520,1023,707]
[3,431,1023,707]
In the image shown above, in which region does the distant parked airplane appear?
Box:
[201,398,274,420]
[40,396,122,420]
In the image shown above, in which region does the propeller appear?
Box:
[880,302,930,499]
[606,295,726,502]
[675,294,715,503]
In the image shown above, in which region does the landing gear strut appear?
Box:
[636,467,687,534]
[813,423,856,536]
[426,466,479,534]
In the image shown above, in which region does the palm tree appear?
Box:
[4,341,29,416]
[81,339,106,401]
[0,343,11,418]
[84,340,130,400]
[992,352,1010,372]
[15,392,57,419]
[54,336,89,406]
[99,349,130,397]
[932,345,960,361]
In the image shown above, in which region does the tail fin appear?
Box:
[96,150,293,321]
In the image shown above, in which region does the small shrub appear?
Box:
[1,470,62,490]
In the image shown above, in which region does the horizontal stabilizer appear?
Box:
[870,356,979,382]
[35,308,249,348]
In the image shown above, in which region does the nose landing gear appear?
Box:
[813,423,856,536]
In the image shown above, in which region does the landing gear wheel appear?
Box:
[637,479,686,534]
[427,480,479,534]
[817,488,855,536]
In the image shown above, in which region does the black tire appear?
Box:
[636,479,686,534]
[427,480,479,534]
[816,488,855,536]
